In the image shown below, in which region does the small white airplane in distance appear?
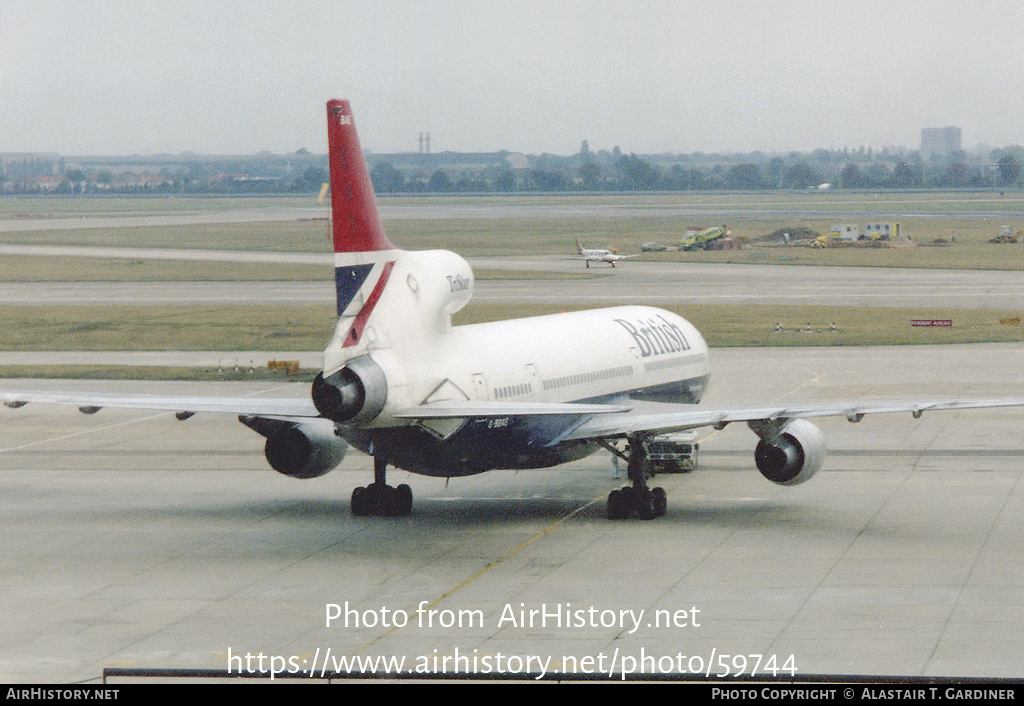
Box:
[575,237,638,267]
[5,99,1024,521]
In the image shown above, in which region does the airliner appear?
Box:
[4,99,1024,521]
[575,238,638,267]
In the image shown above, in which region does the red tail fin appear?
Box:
[327,99,394,253]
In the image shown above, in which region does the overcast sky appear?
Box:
[2,1,1023,156]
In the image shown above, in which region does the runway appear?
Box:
[4,251,1024,310]
[2,344,1024,682]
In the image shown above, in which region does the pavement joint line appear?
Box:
[925,470,1022,672]
[0,383,295,453]
[352,496,603,656]
[0,412,171,453]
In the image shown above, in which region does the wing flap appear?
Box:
[394,400,632,419]
[1,389,628,421]
[1,389,320,417]
[561,397,1024,441]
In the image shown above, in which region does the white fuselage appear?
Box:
[581,249,622,264]
[322,248,710,476]
[432,306,710,409]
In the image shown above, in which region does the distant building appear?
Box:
[831,224,860,242]
[864,222,901,240]
[920,127,962,160]
[831,222,901,242]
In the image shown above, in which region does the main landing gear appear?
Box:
[604,435,667,520]
[351,456,413,517]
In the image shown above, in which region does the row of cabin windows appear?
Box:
[492,358,696,399]
[643,353,701,373]
[494,382,533,399]
[542,365,634,392]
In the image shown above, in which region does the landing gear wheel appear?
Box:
[350,457,414,518]
[350,482,413,517]
[351,486,371,516]
[607,488,630,519]
[385,484,413,517]
[636,490,657,520]
[605,434,668,520]
[634,487,667,519]
[606,486,666,519]
[652,487,667,517]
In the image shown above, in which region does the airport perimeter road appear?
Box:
[2,343,1023,682]
[4,256,1024,310]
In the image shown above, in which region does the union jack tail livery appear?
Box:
[313,101,476,428]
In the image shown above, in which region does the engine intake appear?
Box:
[312,355,388,424]
[239,416,346,479]
[751,418,825,486]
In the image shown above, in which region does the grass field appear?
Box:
[5,191,1024,270]
[0,364,320,382]
[5,216,1022,279]
[0,304,336,351]
[5,191,1024,217]
[2,191,1024,376]
[0,301,1019,352]
[0,254,328,282]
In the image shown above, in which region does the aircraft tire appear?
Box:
[352,483,413,517]
[636,490,658,520]
[392,484,413,517]
[351,486,371,516]
[652,487,667,517]
[607,488,631,519]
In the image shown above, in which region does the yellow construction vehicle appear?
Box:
[990,226,1022,244]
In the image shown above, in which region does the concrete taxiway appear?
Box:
[2,343,1024,682]
[2,208,1024,681]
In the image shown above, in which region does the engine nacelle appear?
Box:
[239,416,346,479]
[312,355,388,425]
[752,418,825,486]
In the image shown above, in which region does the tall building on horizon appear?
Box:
[920,126,962,160]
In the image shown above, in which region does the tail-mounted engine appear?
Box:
[311,355,388,425]
[749,418,826,486]
[239,416,346,479]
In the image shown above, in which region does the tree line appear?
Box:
[4,145,1022,195]
[368,149,1024,193]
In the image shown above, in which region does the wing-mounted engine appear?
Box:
[748,418,825,485]
[239,416,347,479]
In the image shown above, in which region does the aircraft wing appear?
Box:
[0,387,631,421]
[0,388,320,418]
[9,386,1023,432]
[557,396,1024,441]
[394,400,632,419]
